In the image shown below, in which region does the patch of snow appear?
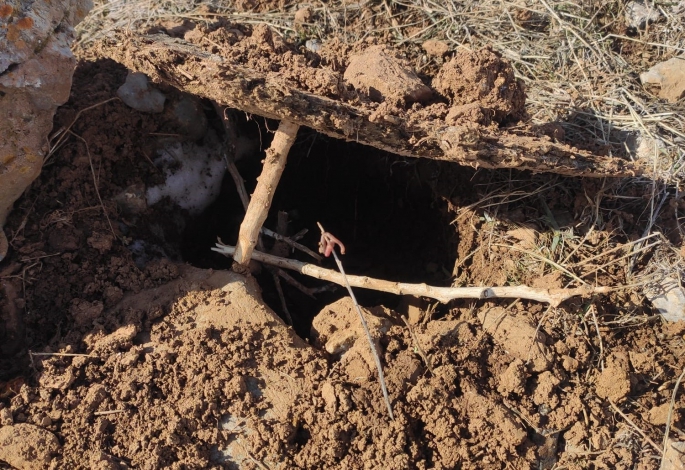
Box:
[146,131,226,215]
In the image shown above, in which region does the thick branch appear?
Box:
[213,242,611,307]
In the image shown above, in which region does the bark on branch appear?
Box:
[213,242,612,307]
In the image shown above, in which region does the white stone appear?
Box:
[625,1,662,29]
[641,55,685,103]
[645,277,685,322]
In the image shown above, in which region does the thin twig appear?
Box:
[662,367,685,470]
[46,98,119,163]
[261,227,322,262]
[400,316,433,376]
[317,223,394,420]
[29,351,97,358]
[273,272,293,325]
[212,242,612,307]
[93,409,126,416]
[68,131,117,239]
[609,400,663,456]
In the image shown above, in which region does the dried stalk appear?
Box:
[212,242,612,307]
[233,120,299,266]
[317,223,394,420]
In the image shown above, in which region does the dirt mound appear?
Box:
[433,47,525,126]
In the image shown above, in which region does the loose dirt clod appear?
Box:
[0,423,60,470]
[478,306,552,372]
[344,45,433,105]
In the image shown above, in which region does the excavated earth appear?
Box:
[1,12,684,470]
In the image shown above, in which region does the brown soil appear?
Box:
[1,19,685,470]
[87,19,643,178]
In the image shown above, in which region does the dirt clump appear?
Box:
[479,306,551,372]
[595,352,632,402]
[0,423,60,470]
[433,47,525,126]
[343,45,433,105]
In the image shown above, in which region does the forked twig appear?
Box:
[317,223,394,420]
[46,97,119,163]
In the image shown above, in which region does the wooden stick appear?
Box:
[94,409,126,416]
[317,223,394,420]
[96,33,645,178]
[213,242,612,307]
[261,227,322,262]
[233,120,299,266]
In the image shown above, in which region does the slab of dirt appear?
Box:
[86,20,646,178]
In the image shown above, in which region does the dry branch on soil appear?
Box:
[213,241,612,307]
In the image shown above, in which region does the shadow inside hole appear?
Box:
[181,126,457,339]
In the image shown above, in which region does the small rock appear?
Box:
[663,439,685,470]
[305,39,322,53]
[0,407,13,425]
[344,45,433,104]
[645,277,685,322]
[117,72,166,113]
[0,423,60,470]
[641,55,685,103]
[625,1,662,29]
[422,39,449,57]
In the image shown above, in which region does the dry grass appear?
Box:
[452,170,683,314]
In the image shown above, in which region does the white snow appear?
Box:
[146,132,225,215]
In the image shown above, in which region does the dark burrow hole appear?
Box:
[181,115,459,339]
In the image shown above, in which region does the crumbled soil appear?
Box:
[1,23,685,470]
